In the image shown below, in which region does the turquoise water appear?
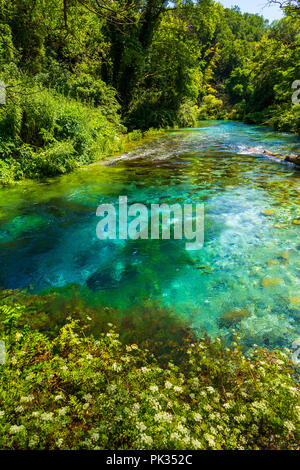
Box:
[0,121,299,348]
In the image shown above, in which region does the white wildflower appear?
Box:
[10,425,25,434]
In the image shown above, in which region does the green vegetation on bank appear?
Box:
[0,1,299,184]
[0,289,299,450]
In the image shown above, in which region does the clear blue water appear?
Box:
[0,121,299,348]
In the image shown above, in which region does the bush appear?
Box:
[267,105,300,135]
[0,82,125,182]
[0,292,299,450]
[176,100,199,128]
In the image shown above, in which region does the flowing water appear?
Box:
[0,121,300,349]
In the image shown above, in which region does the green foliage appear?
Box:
[0,294,299,450]
[198,95,225,120]
[225,15,300,134]
[0,83,125,182]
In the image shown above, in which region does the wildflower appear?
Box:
[149,385,159,393]
[25,373,34,381]
[107,384,117,394]
[15,406,24,413]
[133,403,140,410]
[173,386,183,393]
[29,437,39,448]
[83,393,93,402]
[206,386,215,394]
[58,407,69,416]
[136,422,147,432]
[56,438,64,448]
[154,411,173,423]
[191,438,202,449]
[91,432,99,442]
[289,387,299,397]
[223,403,231,410]
[284,420,296,433]
[204,433,215,448]
[177,424,189,435]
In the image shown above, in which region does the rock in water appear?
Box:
[218,309,250,328]
[261,209,275,216]
[261,277,283,288]
[87,269,119,291]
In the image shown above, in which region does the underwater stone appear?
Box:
[285,154,300,166]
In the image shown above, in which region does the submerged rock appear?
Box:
[285,154,300,166]
[218,308,250,328]
[261,277,283,288]
[87,265,139,291]
[261,209,275,216]
[266,259,279,267]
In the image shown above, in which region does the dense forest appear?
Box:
[0,0,299,183]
